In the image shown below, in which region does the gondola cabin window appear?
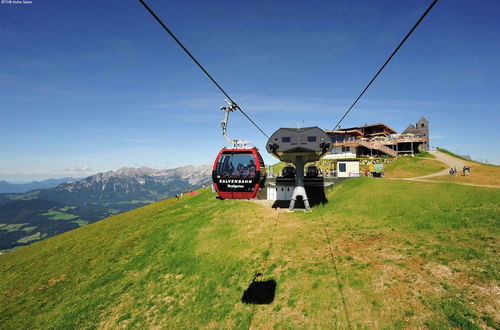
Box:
[216,153,256,179]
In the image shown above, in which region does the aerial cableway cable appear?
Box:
[138,0,270,139]
[333,0,439,131]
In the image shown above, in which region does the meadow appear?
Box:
[427,161,500,187]
[383,156,446,178]
[1,176,498,328]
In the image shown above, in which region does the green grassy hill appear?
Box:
[383,156,446,178]
[1,179,499,328]
[428,152,500,187]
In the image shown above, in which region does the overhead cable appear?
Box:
[333,0,439,131]
[139,0,270,139]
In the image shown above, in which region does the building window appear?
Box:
[282,137,291,143]
[342,146,350,152]
[307,136,316,142]
[339,163,346,172]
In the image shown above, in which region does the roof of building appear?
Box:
[404,124,416,131]
[279,126,319,132]
[325,123,396,135]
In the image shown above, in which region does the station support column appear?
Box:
[289,155,310,212]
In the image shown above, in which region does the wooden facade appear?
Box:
[324,120,429,158]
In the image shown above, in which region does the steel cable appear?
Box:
[139,0,270,139]
[333,0,439,131]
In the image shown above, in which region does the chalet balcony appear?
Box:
[331,135,427,147]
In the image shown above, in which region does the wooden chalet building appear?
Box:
[324,119,429,159]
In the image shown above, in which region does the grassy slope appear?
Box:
[415,150,435,158]
[383,156,446,178]
[1,182,499,329]
[439,148,480,163]
[428,152,500,186]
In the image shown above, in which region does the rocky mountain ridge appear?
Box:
[39,165,212,204]
[0,164,212,250]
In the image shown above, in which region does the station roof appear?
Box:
[325,123,397,135]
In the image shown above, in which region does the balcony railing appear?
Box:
[332,135,426,146]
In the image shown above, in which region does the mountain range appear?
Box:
[0,165,212,251]
[0,177,79,194]
[39,165,212,204]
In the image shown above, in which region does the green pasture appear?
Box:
[383,156,446,178]
[0,179,498,328]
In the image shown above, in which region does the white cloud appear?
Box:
[64,166,93,173]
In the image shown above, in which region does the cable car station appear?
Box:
[139,0,439,212]
[266,127,331,211]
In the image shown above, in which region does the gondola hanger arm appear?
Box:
[220,100,251,148]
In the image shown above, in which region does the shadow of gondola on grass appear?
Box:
[241,274,277,305]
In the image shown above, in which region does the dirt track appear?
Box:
[391,151,500,189]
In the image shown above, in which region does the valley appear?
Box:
[0,165,211,252]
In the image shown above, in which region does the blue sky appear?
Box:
[0,0,499,181]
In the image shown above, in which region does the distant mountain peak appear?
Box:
[91,165,211,179]
[0,177,80,194]
[110,167,159,177]
[39,164,212,205]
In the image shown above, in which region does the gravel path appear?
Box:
[411,151,466,179]
[394,151,500,189]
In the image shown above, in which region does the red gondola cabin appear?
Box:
[212,148,266,199]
